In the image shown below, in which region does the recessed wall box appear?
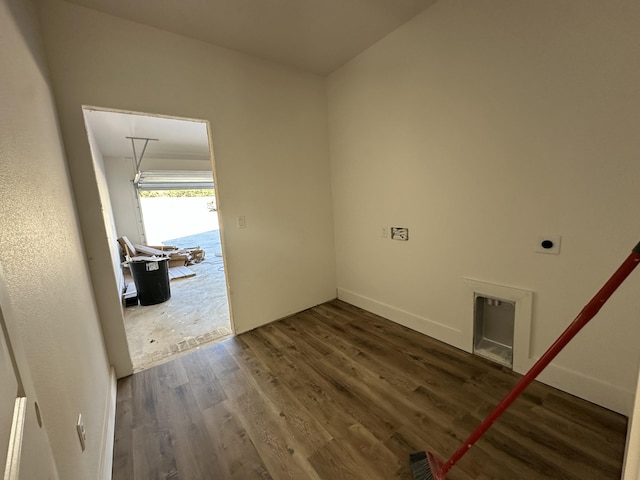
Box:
[390,227,408,241]
[474,295,515,368]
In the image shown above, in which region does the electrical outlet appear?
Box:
[535,235,561,254]
[391,227,409,241]
[381,226,388,238]
[77,414,86,451]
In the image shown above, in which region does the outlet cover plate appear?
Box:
[535,235,561,254]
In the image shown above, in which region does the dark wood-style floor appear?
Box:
[112,300,627,479]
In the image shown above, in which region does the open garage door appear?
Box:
[135,170,214,191]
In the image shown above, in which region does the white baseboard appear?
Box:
[336,288,467,351]
[535,360,633,416]
[99,367,117,480]
[336,287,633,416]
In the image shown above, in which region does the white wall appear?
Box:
[327,0,640,414]
[103,156,145,245]
[85,121,125,294]
[0,0,114,477]
[37,0,337,335]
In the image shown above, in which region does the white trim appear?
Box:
[623,362,640,479]
[3,397,26,480]
[536,361,632,415]
[99,368,117,480]
[336,288,466,350]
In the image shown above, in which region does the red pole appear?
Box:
[436,242,640,478]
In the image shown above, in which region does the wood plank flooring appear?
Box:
[112,299,628,479]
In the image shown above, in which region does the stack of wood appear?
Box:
[117,236,205,281]
[133,244,205,268]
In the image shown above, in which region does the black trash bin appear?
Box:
[129,258,171,305]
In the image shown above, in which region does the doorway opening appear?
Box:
[82,107,233,373]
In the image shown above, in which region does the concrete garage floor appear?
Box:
[123,228,232,372]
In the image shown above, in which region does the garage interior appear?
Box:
[83,109,233,371]
[2,0,640,479]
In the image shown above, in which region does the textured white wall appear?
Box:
[328,0,640,414]
[0,0,112,477]
[37,0,337,335]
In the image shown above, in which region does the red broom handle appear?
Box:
[440,242,640,476]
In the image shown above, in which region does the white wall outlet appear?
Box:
[381,226,388,238]
[76,414,86,451]
[535,235,561,255]
[391,227,409,241]
[237,216,246,229]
